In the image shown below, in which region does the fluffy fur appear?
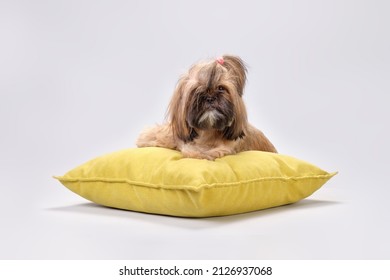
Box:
[136,55,277,160]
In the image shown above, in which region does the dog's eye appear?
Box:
[217,86,225,92]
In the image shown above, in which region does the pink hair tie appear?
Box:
[216,56,224,65]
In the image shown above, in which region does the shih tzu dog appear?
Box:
[136,55,277,160]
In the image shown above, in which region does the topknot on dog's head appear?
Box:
[185,55,248,95]
[215,55,247,96]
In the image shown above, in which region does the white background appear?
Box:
[1,0,389,259]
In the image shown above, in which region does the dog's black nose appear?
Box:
[206,96,216,103]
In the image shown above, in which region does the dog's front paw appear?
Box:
[205,148,234,160]
[180,145,233,160]
[181,150,216,160]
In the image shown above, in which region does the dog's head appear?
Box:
[167,55,248,142]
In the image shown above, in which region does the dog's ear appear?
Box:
[222,82,249,141]
[222,125,245,141]
[220,55,247,96]
[167,76,197,142]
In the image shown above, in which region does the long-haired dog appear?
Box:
[136,55,277,160]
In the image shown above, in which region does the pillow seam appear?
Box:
[54,173,336,192]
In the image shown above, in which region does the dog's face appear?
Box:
[168,55,249,142]
[186,69,236,132]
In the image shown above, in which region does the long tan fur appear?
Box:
[136,55,277,160]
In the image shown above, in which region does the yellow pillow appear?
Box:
[54,147,336,217]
